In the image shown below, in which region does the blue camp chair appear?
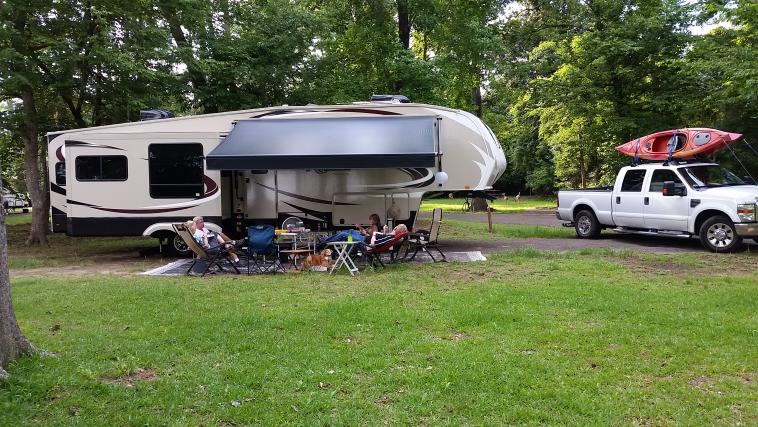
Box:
[247,225,284,274]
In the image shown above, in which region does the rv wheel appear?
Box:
[168,232,192,256]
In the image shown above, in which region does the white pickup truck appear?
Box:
[557,162,758,252]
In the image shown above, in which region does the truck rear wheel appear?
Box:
[699,215,743,253]
[574,209,601,239]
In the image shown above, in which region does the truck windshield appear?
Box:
[678,165,748,189]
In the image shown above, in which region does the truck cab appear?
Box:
[557,162,758,252]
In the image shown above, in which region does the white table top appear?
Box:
[327,241,360,246]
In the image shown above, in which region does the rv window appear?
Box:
[55,162,66,185]
[148,143,204,199]
[75,156,127,181]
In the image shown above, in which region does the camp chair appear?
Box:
[404,208,447,262]
[363,231,409,268]
[172,223,240,277]
[247,225,285,274]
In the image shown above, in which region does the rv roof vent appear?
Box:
[370,94,411,104]
[139,109,175,121]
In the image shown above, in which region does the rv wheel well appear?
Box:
[150,230,175,240]
[694,209,728,233]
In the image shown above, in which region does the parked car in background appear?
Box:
[1,186,30,212]
[557,162,758,252]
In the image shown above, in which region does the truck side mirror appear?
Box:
[663,181,686,196]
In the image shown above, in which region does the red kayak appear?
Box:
[616,128,742,161]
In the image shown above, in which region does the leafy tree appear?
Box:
[295,0,444,104]
[494,0,696,189]
[683,0,758,176]
[159,0,320,111]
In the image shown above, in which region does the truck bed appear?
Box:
[557,188,614,224]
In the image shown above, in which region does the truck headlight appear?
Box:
[737,204,756,222]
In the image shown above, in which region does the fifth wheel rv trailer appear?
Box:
[47,102,506,254]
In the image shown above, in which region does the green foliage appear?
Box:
[1,0,756,196]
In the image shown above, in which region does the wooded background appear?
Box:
[1,0,756,235]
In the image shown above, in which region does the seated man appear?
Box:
[192,216,244,263]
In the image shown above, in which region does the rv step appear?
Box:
[612,228,691,238]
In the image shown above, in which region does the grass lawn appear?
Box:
[421,196,556,213]
[1,250,756,425]
[433,219,572,240]
[3,214,159,271]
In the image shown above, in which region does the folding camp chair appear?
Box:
[247,225,285,274]
[404,208,447,262]
[364,232,409,268]
[173,223,240,276]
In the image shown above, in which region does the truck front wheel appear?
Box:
[699,215,743,253]
[574,209,601,239]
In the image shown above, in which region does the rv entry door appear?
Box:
[243,170,278,221]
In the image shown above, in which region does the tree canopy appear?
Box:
[1,0,756,197]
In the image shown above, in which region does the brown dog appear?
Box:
[301,249,333,270]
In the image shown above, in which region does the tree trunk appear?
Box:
[20,87,48,245]
[0,158,34,379]
[472,86,482,118]
[471,197,489,212]
[422,33,428,60]
[397,0,411,50]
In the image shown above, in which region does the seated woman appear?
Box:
[319,213,382,249]
[370,224,408,246]
[354,213,382,243]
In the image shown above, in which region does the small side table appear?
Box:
[327,241,360,276]
[279,248,313,269]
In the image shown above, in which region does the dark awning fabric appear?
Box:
[206,115,439,170]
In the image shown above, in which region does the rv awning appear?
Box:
[206,115,439,170]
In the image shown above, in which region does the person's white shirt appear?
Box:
[193,227,216,247]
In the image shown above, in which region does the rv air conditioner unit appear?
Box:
[139,109,175,121]
[370,95,411,103]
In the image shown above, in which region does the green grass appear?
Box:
[0,250,755,425]
[4,214,154,270]
[424,218,573,240]
[4,212,32,226]
[421,196,556,213]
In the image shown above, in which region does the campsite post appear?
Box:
[487,206,493,234]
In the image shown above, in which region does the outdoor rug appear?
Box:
[141,251,487,276]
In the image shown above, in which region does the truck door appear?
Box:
[643,168,689,231]
[611,169,647,228]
